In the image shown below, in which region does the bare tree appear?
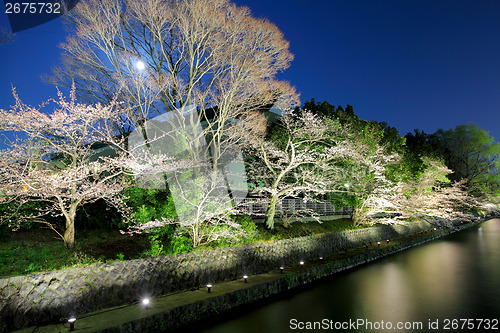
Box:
[47,0,298,159]
[0,27,15,45]
[45,0,299,244]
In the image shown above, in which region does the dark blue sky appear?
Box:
[1,0,500,141]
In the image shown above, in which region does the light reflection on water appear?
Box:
[200,219,500,333]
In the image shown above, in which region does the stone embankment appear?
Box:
[1,218,482,333]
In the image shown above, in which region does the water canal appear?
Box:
[200,219,500,332]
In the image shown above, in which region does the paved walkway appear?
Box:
[12,227,447,333]
[14,272,286,332]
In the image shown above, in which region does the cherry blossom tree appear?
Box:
[343,145,400,226]
[354,158,481,226]
[238,110,370,229]
[126,191,254,248]
[0,88,187,249]
[121,106,258,248]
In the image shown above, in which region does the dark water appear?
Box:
[200,219,500,332]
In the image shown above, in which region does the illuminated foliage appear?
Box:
[240,110,393,229]
[0,88,187,249]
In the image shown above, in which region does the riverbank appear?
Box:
[0,218,357,279]
[9,218,487,333]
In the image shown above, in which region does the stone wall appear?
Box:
[0,221,436,332]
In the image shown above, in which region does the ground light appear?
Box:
[68,318,76,331]
[243,275,248,283]
[207,284,212,293]
[280,267,284,274]
[300,261,304,269]
[387,239,389,244]
[377,242,381,246]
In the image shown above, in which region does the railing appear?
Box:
[233,197,353,217]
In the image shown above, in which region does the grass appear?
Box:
[0,228,150,278]
[254,218,364,240]
[0,218,360,278]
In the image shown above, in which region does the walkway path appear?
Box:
[12,226,463,333]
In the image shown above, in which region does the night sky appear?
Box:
[1,0,499,141]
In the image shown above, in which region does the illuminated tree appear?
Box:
[45,0,300,245]
[121,107,260,248]
[355,158,480,226]
[47,0,298,165]
[240,110,374,229]
[406,124,500,196]
[0,88,186,249]
[343,141,399,225]
[435,124,500,195]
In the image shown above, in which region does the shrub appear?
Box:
[123,187,177,222]
[123,187,192,255]
[208,214,259,248]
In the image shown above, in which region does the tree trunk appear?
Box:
[265,195,280,229]
[352,206,361,226]
[352,199,368,226]
[63,216,75,249]
[63,203,78,249]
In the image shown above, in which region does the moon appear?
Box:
[135,60,145,71]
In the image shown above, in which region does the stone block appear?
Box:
[27,289,42,304]
[0,285,17,300]
[18,282,34,298]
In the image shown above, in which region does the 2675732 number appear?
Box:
[443,319,498,330]
[5,2,61,14]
